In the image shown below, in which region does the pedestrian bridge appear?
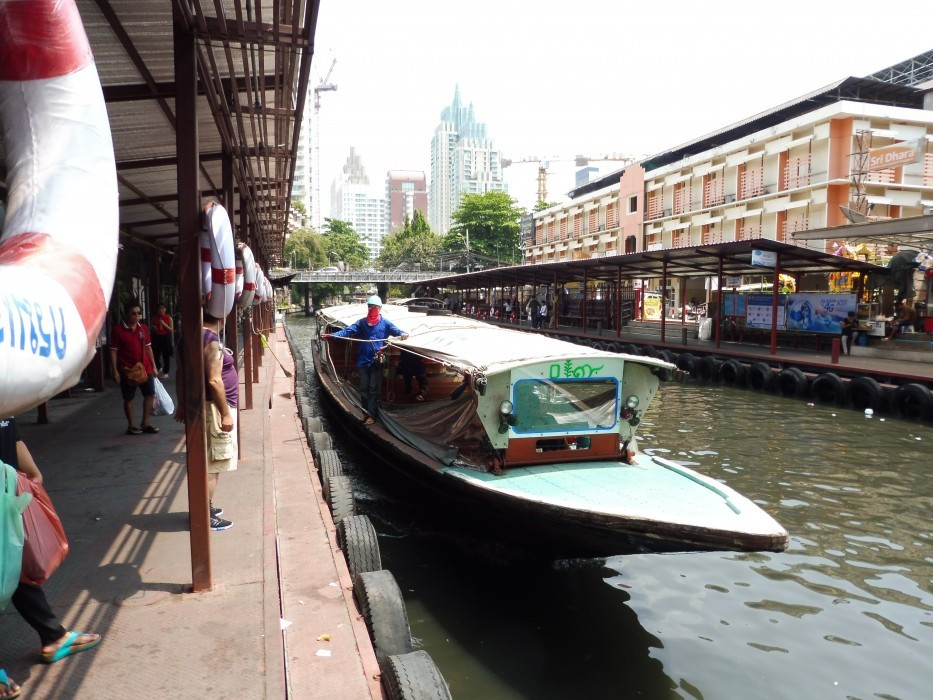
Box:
[290,270,442,284]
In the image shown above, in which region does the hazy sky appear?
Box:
[312,0,930,212]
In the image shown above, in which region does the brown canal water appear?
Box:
[290,317,932,699]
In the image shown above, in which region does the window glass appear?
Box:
[512,378,618,434]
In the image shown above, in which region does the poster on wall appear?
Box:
[785,293,856,334]
[644,295,662,320]
[722,293,747,316]
[746,294,788,329]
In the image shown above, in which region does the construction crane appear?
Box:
[501,154,642,203]
[312,58,337,230]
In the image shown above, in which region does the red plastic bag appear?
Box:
[17,475,69,585]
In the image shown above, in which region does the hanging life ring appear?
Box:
[236,243,257,309]
[252,268,266,306]
[0,0,118,417]
[199,202,236,318]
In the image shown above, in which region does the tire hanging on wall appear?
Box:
[327,475,356,523]
[639,345,659,358]
[318,450,344,499]
[810,372,846,405]
[311,430,333,455]
[747,362,775,391]
[889,383,933,421]
[621,344,639,357]
[844,376,884,412]
[338,514,382,579]
[676,352,697,374]
[657,349,676,364]
[776,367,809,398]
[304,415,323,436]
[353,570,413,665]
[383,651,453,700]
[718,359,746,387]
[696,355,721,382]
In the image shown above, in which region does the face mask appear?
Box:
[366,306,380,325]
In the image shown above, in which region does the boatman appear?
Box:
[322,295,409,425]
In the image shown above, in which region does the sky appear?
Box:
[311,0,931,214]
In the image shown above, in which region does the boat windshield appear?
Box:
[511,378,618,434]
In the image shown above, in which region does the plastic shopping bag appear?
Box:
[152,376,175,417]
[1,462,32,610]
[17,474,69,586]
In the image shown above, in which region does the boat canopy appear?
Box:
[318,303,675,376]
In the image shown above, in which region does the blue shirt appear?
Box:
[331,316,406,367]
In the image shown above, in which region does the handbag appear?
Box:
[1,462,32,610]
[152,377,175,416]
[17,474,68,586]
[124,361,148,385]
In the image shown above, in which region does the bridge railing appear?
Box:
[291,271,443,283]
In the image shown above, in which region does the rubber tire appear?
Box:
[776,367,809,398]
[696,356,721,383]
[621,344,639,357]
[327,475,356,523]
[747,362,774,391]
[383,651,452,700]
[844,375,884,412]
[318,450,344,499]
[639,345,659,358]
[676,352,697,374]
[354,570,413,665]
[305,416,323,434]
[606,342,621,353]
[810,372,846,405]
[311,431,333,455]
[338,514,382,579]
[718,359,746,387]
[889,382,933,421]
[657,349,676,364]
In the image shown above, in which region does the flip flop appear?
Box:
[126,426,143,435]
[0,669,21,700]
[142,425,160,434]
[363,417,375,426]
[41,631,101,664]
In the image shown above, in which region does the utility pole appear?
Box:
[313,58,337,231]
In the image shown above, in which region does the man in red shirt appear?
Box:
[109,302,160,435]
[150,303,174,379]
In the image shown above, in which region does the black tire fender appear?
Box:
[338,514,382,580]
[305,416,323,435]
[318,449,344,499]
[657,349,676,364]
[776,367,808,397]
[311,430,333,455]
[696,355,721,382]
[747,362,775,391]
[844,376,884,412]
[621,344,639,357]
[327,475,356,523]
[639,345,659,358]
[676,352,697,374]
[889,382,933,421]
[607,342,621,353]
[810,372,846,405]
[354,570,413,664]
[383,651,452,700]
[718,359,746,387]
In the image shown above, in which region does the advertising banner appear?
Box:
[746,294,788,329]
[785,293,856,334]
[644,295,662,320]
[722,293,746,317]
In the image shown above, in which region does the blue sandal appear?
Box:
[0,669,21,699]
[41,631,101,664]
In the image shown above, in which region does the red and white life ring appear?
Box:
[251,268,264,306]
[236,242,256,309]
[0,0,118,417]
[198,201,235,319]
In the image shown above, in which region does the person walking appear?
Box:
[150,303,174,378]
[173,313,237,531]
[840,311,859,355]
[322,295,409,425]
[1,416,101,692]
[109,302,159,435]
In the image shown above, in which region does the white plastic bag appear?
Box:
[152,377,175,416]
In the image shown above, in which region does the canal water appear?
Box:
[288,316,931,700]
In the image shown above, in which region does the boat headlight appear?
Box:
[625,395,640,409]
[499,400,514,415]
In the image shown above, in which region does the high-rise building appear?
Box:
[429,86,506,234]
[330,148,388,260]
[290,87,313,228]
[386,171,428,230]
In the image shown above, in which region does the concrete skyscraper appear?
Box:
[330,148,388,261]
[429,86,506,234]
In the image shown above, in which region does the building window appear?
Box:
[646,191,663,219]
[673,182,689,215]
[627,195,637,214]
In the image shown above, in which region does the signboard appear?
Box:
[867,139,923,172]
[746,293,787,329]
[785,293,856,334]
[722,293,746,316]
[724,276,742,287]
[751,249,777,268]
[643,295,662,320]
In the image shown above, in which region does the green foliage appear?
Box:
[534,200,560,212]
[378,210,442,270]
[444,191,525,262]
[322,218,369,270]
[283,227,327,269]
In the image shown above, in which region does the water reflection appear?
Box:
[290,317,932,699]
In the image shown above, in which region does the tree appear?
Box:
[322,218,369,270]
[283,227,328,269]
[534,200,560,212]
[444,191,525,263]
[378,210,443,270]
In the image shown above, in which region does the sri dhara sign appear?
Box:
[867,139,923,172]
